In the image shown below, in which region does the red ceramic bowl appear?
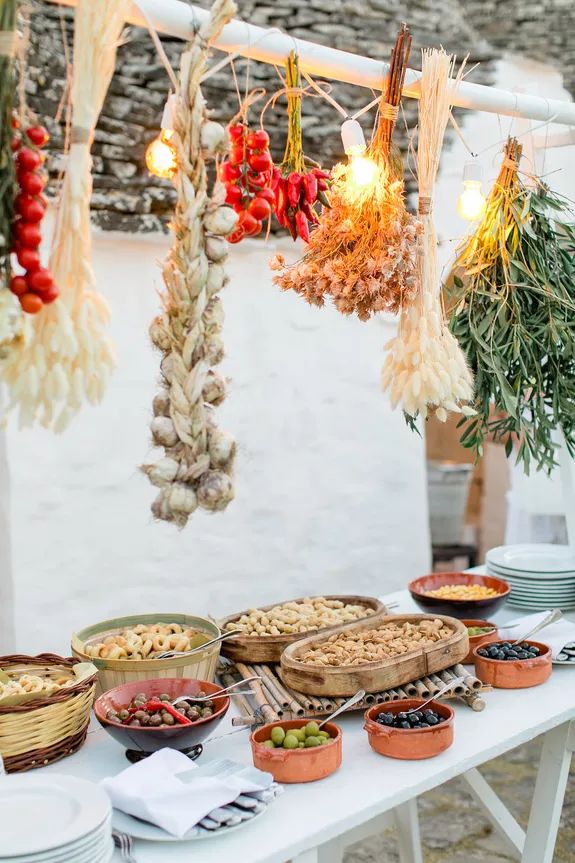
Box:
[94,678,229,754]
[461,618,499,663]
[408,572,510,619]
[473,640,552,689]
[364,699,454,760]
[251,719,342,783]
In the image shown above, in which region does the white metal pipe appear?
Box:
[47,0,575,127]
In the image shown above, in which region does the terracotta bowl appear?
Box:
[94,678,230,754]
[408,572,510,619]
[364,699,454,760]
[461,618,499,663]
[251,719,342,783]
[473,640,552,689]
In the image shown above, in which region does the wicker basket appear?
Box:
[71,613,221,695]
[0,654,97,773]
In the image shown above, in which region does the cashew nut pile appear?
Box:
[83,623,210,660]
[299,618,454,666]
[225,598,376,638]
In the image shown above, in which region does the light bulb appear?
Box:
[350,154,379,188]
[457,162,486,221]
[145,130,177,179]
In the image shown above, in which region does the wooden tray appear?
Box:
[219,595,386,664]
[280,613,469,696]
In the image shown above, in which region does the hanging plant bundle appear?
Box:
[272,24,421,321]
[448,137,575,473]
[142,0,238,527]
[382,48,474,423]
[1,0,131,431]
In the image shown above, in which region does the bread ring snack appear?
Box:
[82,622,211,660]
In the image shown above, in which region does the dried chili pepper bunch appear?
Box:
[272,51,330,242]
[220,119,275,243]
[272,25,420,320]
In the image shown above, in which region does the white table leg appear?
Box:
[462,767,525,857]
[521,721,573,863]
[394,799,423,863]
[291,850,319,863]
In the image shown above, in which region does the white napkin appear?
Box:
[101,749,274,838]
[499,611,575,659]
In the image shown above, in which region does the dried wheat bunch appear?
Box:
[382,48,474,422]
[141,0,238,527]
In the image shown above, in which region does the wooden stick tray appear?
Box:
[219,660,489,726]
[281,613,469,696]
[219,595,386,664]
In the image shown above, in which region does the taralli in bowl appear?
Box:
[251,719,342,783]
[364,699,454,759]
[473,640,552,689]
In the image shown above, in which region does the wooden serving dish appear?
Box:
[280,613,469,696]
[219,595,386,664]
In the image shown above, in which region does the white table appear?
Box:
[37,590,575,863]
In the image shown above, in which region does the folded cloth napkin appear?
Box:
[101,749,274,838]
[499,611,575,659]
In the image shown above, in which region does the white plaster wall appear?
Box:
[3,54,573,656]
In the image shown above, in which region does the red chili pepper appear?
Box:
[275,179,288,226]
[312,168,331,180]
[285,209,298,241]
[302,172,318,203]
[317,178,328,191]
[301,200,319,224]
[142,700,192,725]
[271,167,282,191]
[295,210,310,242]
[287,172,302,208]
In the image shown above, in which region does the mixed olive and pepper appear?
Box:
[106,692,215,728]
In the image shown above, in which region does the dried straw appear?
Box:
[1,0,131,430]
[382,49,475,422]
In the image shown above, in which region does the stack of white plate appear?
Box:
[0,774,112,862]
[486,544,575,611]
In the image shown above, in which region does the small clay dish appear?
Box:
[251,719,342,783]
[364,699,454,760]
[408,572,510,618]
[461,618,499,663]
[473,640,552,689]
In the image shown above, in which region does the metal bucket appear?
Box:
[427,461,473,545]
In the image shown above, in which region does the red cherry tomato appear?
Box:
[248,152,273,173]
[256,188,275,205]
[39,285,59,304]
[20,293,44,314]
[27,268,53,294]
[227,227,245,244]
[246,129,270,150]
[16,247,41,271]
[238,211,261,236]
[19,172,45,196]
[16,223,42,249]
[11,115,20,130]
[248,197,271,220]
[17,197,45,223]
[229,145,245,167]
[232,202,245,213]
[220,161,241,183]
[227,123,245,141]
[17,148,43,171]
[11,136,21,152]
[225,184,243,205]
[246,171,269,189]
[26,125,50,147]
[9,275,27,297]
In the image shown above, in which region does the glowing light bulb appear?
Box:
[457,162,486,221]
[350,154,379,187]
[145,132,177,179]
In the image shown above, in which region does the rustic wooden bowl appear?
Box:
[408,572,510,619]
[364,699,454,759]
[461,619,499,663]
[473,640,552,689]
[251,719,342,783]
[219,595,386,664]
[280,613,469,697]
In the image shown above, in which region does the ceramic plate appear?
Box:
[487,544,575,574]
[10,837,114,863]
[111,804,268,842]
[487,566,575,584]
[0,775,111,856]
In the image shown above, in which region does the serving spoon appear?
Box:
[511,608,563,647]
[156,629,242,659]
[404,676,466,715]
[172,675,262,705]
[317,689,366,728]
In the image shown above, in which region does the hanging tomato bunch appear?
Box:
[274,52,331,242]
[9,118,58,314]
[220,121,275,243]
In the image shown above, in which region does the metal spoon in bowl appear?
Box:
[317,689,366,728]
[510,608,563,647]
[404,676,466,715]
[156,629,243,659]
[171,675,262,705]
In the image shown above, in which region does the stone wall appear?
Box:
[26,0,570,232]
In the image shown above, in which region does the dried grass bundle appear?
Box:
[382,48,474,423]
[272,24,421,321]
[1,0,130,430]
[142,0,238,527]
